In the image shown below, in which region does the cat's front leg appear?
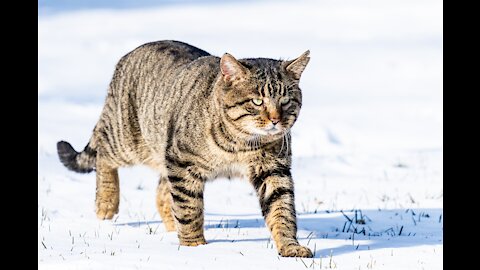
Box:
[251,166,313,258]
[167,174,206,246]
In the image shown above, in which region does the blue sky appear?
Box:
[38,0,251,15]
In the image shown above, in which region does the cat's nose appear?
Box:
[268,108,281,125]
[270,117,281,125]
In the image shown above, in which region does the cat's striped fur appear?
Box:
[57,40,311,257]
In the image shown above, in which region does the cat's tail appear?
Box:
[57,140,96,173]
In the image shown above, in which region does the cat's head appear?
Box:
[218,51,310,139]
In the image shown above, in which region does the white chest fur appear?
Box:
[207,162,249,181]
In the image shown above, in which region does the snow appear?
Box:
[38,0,443,269]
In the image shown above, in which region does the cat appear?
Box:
[57,40,311,257]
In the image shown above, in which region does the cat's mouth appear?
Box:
[264,126,282,135]
[245,122,285,136]
[251,125,284,136]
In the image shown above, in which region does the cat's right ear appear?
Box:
[220,53,247,84]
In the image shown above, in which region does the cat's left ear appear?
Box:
[220,53,247,84]
[284,50,310,80]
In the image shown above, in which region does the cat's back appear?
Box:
[111,40,211,121]
[115,40,210,87]
[112,40,211,95]
[125,40,210,67]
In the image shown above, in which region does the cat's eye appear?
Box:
[280,97,290,105]
[252,98,263,106]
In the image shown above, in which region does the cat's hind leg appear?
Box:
[95,159,120,220]
[156,177,176,232]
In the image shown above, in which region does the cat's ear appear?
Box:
[220,53,247,83]
[284,50,310,80]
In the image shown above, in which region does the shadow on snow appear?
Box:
[114,208,443,258]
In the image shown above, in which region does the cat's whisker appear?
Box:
[285,130,290,158]
[277,131,286,157]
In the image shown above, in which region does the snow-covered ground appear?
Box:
[38,0,443,269]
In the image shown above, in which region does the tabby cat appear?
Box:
[57,40,312,257]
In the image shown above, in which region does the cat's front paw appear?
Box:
[279,244,313,258]
[96,201,119,220]
[179,237,207,247]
